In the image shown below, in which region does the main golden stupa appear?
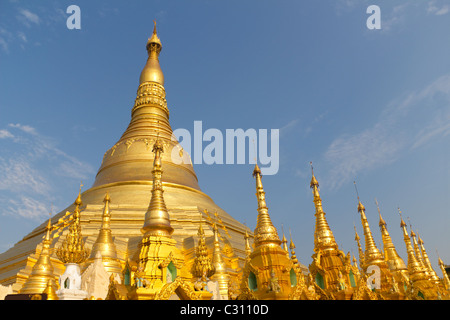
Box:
[0,23,448,301]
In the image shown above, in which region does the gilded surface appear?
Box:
[0,24,449,301]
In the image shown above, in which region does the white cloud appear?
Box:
[427,1,450,15]
[324,74,450,189]
[0,123,95,220]
[17,8,40,26]
[0,129,14,139]
[7,196,49,220]
[8,123,37,135]
[0,157,50,195]
[17,31,27,43]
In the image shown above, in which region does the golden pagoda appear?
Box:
[238,164,299,300]
[308,163,355,299]
[18,218,57,295]
[84,192,122,281]
[1,22,449,301]
[438,254,450,291]
[130,136,202,300]
[376,200,408,299]
[398,210,437,299]
[0,21,249,293]
[353,184,393,298]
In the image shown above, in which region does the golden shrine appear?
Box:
[0,23,449,301]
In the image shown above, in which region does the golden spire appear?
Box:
[252,164,280,247]
[211,222,229,298]
[141,137,174,236]
[92,23,203,194]
[289,230,300,271]
[354,224,365,269]
[310,162,337,252]
[212,223,226,274]
[192,221,215,281]
[376,199,406,272]
[20,217,56,294]
[56,186,90,264]
[88,192,122,276]
[398,208,428,282]
[437,252,450,290]
[43,279,59,300]
[409,225,430,280]
[354,182,384,268]
[244,230,252,259]
[281,227,289,253]
[140,20,164,85]
[417,235,440,282]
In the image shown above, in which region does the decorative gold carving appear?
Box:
[133,82,168,115]
[155,277,200,300]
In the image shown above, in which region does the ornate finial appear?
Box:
[140,20,164,85]
[397,207,407,228]
[281,224,289,252]
[376,198,386,226]
[141,138,173,236]
[146,20,162,52]
[252,163,280,247]
[288,229,300,270]
[212,220,227,278]
[289,228,295,250]
[353,223,359,241]
[310,161,319,188]
[244,230,252,258]
[353,181,365,212]
[309,164,337,252]
[192,222,215,281]
[353,181,359,201]
[75,181,83,206]
[56,188,90,264]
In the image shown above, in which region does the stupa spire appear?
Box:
[376,198,406,272]
[212,223,226,274]
[56,186,90,264]
[252,164,280,247]
[354,224,365,269]
[417,235,440,282]
[289,230,300,271]
[310,162,337,252]
[141,137,174,236]
[140,20,163,85]
[88,192,122,277]
[398,208,428,282]
[244,230,252,259]
[19,217,56,294]
[437,252,450,290]
[409,223,430,279]
[211,222,229,299]
[281,226,289,253]
[353,182,384,268]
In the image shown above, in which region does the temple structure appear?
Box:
[0,23,448,300]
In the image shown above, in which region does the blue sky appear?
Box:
[1,1,449,274]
